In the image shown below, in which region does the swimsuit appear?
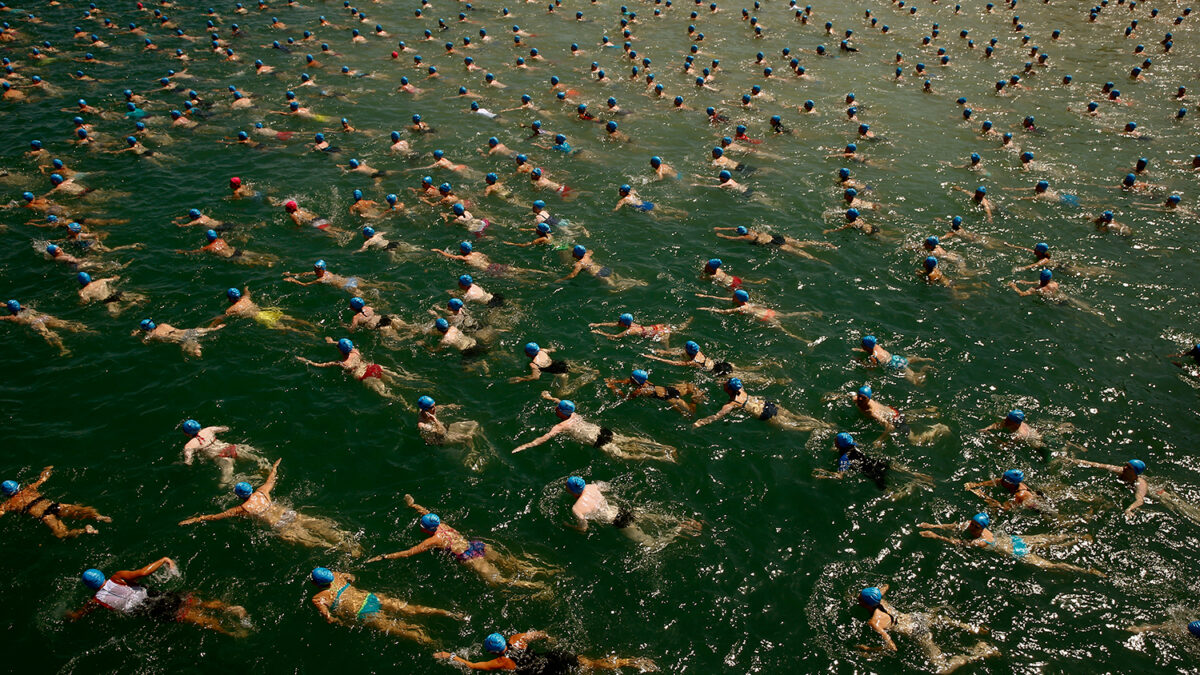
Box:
[253,308,285,328]
[311,219,331,230]
[385,241,403,251]
[332,582,382,619]
[838,448,891,490]
[508,646,579,675]
[656,386,683,400]
[768,235,786,246]
[22,497,62,518]
[217,444,238,459]
[635,201,654,212]
[884,355,909,373]
[758,400,778,421]
[342,278,359,290]
[541,360,569,374]
[486,263,511,276]
[454,540,486,561]
[359,363,384,380]
[612,508,636,529]
[487,293,505,308]
[710,361,734,376]
[102,291,125,304]
[593,427,614,448]
[594,266,613,278]
[375,315,393,328]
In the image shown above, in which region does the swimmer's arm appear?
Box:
[509,365,542,383]
[859,623,898,652]
[1126,480,1148,515]
[179,505,244,525]
[1125,622,1174,634]
[917,522,960,530]
[512,426,562,453]
[640,354,693,366]
[694,293,729,300]
[368,538,438,561]
[699,306,738,314]
[29,465,54,490]
[434,654,509,670]
[65,600,99,621]
[966,487,1003,508]
[1063,458,1122,472]
[260,458,282,496]
[115,557,177,582]
[1007,282,1037,296]
[918,531,964,545]
[590,329,621,338]
[312,596,336,623]
[433,250,468,261]
[822,223,852,234]
[963,478,1001,489]
[555,262,584,282]
[694,402,737,427]
[296,357,341,368]
[603,378,630,397]
[812,468,846,480]
[569,505,589,531]
[283,276,320,286]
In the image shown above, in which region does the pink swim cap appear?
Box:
[391,51,398,59]
[230,176,241,187]
[284,200,298,212]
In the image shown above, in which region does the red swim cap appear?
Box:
[230,176,241,187]
[391,51,399,59]
[284,200,298,212]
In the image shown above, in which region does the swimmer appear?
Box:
[174,208,230,230]
[416,396,488,468]
[180,419,270,486]
[434,240,544,278]
[1008,268,1062,300]
[443,203,493,238]
[514,394,678,463]
[605,368,705,416]
[951,186,994,222]
[695,377,828,432]
[1168,342,1200,370]
[855,585,997,673]
[649,156,680,181]
[1126,619,1200,641]
[528,167,574,198]
[842,187,879,212]
[814,432,933,492]
[453,274,506,308]
[697,289,813,339]
[0,466,109,537]
[565,476,701,547]
[858,335,932,385]
[430,298,482,334]
[435,631,657,672]
[309,567,461,644]
[589,312,689,346]
[75,271,145,316]
[1010,180,1081,207]
[509,342,598,396]
[918,513,1101,575]
[133,318,223,358]
[42,242,111,272]
[824,208,880,235]
[367,494,553,591]
[847,385,949,445]
[642,340,785,386]
[1062,457,1149,516]
[296,338,406,399]
[432,317,490,359]
[1,299,89,355]
[557,245,644,290]
[227,176,257,200]
[215,286,316,334]
[693,169,752,196]
[979,409,1046,449]
[338,158,387,180]
[356,225,417,255]
[284,259,379,296]
[613,184,660,213]
[281,200,348,239]
[180,459,363,554]
[701,258,760,290]
[67,558,249,636]
[965,469,1053,513]
[347,297,417,339]
[178,229,276,266]
[348,190,383,218]
[714,225,836,261]
[503,222,555,248]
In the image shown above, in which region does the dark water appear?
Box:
[2,0,1200,672]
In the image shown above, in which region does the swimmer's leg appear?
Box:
[466,558,547,590]
[908,423,951,445]
[31,326,69,355]
[181,340,203,358]
[604,436,678,463]
[579,656,658,672]
[294,515,363,554]
[364,616,432,643]
[772,409,831,432]
[380,596,461,619]
[1020,533,1090,547]
[55,503,112,522]
[556,365,598,397]
[1024,553,1103,576]
[41,515,97,538]
[181,608,249,637]
[215,456,236,487]
[935,642,1000,674]
[929,615,988,635]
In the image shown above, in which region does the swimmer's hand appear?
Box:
[365,555,385,563]
[403,494,415,507]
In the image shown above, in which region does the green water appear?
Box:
[3,0,1200,672]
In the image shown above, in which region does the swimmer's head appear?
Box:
[77,271,92,287]
[924,236,939,250]
[706,258,722,272]
[970,512,991,530]
[203,228,219,243]
[46,243,61,256]
[712,147,724,158]
[556,399,576,418]
[434,318,449,333]
[1036,180,1049,192]
[631,369,648,385]
[856,385,872,400]
[311,567,334,587]
[572,245,587,260]
[349,297,366,313]
[618,313,634,327]
[22,191,34,203]
[1039,268,1053,284]
[453,203,466,216]
[182,419,202,436]
[861,335,878,351]
[6,300,19,315]
[1168,195,1182,205]
[485,633,508,654]
[566,476,586,496]
[1,480,18,496]
[846,208,861,222]
[736,226,749,236]
[284,200,298,213]
[725,377,744,393]
[417,396,435,411]
[1034,242,1049,256]
[845,188,858,200]
[458,274,473,289]
[234,481,254,499]
[835,432,856,450]
[651,156,662,168]
[734,289,750,304]
[684,341,700,356]
[1002,469,1025,486]
[226,288,241,302]
[839,168,850,180]
[537,222,551,235]
[82,569,106,590]
[448,298,464,312]
[1006,409,1025,425]
[1126,459,1146,475]
[1188,621,1200,638]
[336,338,354,354]
[1100,210,1114,223]
[859,587,882,608]
[1123,174,1136,187]
[524,342,540,358]
[459,240,472,254]
[420,513,441,532]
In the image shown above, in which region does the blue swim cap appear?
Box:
[314,260,327,271]
[925,236,940,249]
[453,203,466,216]
[440,182,453,194]
[860,586,882,608]
[352,189,363,202]
[417,396,435,411]
[557,399,576,416]
[433,149,445,160]
[631,369,649,384]
[736,226,749,236]
[976,186,987,195]
[1034,242,1049,255]
[566,476,586,495]
[734,289,750,304]
[6,300,20,315]
[971,512,991,529]
[82,569,106,590]
[1002,469,1025,486]
[484,633,508,654]
[845,188,858,199]
[182,419,202,436]
[435,318,449,332]
[420,513,441,532]
[311,567,335,586]
[77,271,92,286]
[1006,410,1025,424]
[847,209,860,221]
[459,241,472,254]
[835,432,856,450]
[1021,152,1034,162]
[572,245,587,259]
[458,275,473,288]
[684,341,700,356]
[532,200,546,210]
[362,226,376,239]
[524,342,540,357]
[46,243,60,255]
[234,481,254,499]
[719,170,732,181]
[68,222,81,234]
[606,121,618,132]
[618,313,634,326]
[1,480,18,496]
[1127,459,1146,475]
[1040,268,1053,284]
[1188,620,1200,637]
[337,338,354,354]
[707,258,722,271]
[22,191,34,202]
[349,297,365,312]
[226,287,243,302]
[857,385,872,399]
[727,377,744,392]
[861,335,878,351]
[1100,211,1114,222]
[839,168,850,180]
[315,133,325,142]
[1124,174,1137,187]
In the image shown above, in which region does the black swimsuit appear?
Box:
[102,291,125,304]
[385,241,403,251]
[508,646,579,675]
[710,361,734,376]
[758,401,778,420]
[375,315,393,328]
[541,360,569,374]
[487,293,505,308]
[22,497,61,518]
[657,386,683,400]
[593,427,614,448]
[612,507,636,529]
[768,235,786,246]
